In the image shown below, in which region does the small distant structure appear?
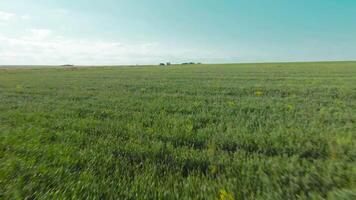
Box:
[159,62,172,66]
[61,64,74,67]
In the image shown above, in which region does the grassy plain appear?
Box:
[0,62,356,199]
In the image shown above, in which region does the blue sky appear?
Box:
[0,0,356,65]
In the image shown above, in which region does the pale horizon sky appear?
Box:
[1,0,356,65]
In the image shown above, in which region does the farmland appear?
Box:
[0,62,355,199]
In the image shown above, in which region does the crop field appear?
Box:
[0,62,355,199]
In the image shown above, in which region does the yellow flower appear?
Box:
[287,104,294,111]
[217,189,235,200]
[16,84,24,93]
[210,165,218,175]
[228,101,235,107]
[255,90,263,97]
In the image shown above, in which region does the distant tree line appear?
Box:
[181,62,201,65]
[159,62,202,66]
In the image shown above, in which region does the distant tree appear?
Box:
[159,63,165,66]
[166,62,171,65]
[180,62,202,65]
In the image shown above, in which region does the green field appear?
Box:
[0,62,355,199]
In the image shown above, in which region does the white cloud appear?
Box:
[0,29,223,65]
[0,11,30,22]
[28,29,53,40]
[0,11,15,21]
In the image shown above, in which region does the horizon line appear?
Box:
[1,60,356,68]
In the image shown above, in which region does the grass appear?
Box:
[0,62,355,199]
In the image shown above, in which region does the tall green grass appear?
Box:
[1,62,355,199]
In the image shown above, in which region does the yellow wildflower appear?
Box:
[210,165,218,175]
[218,189,234,200]
[15,84,24,93]
[287,104,294,111]
[255,90,263,97]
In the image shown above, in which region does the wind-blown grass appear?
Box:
[0,62,355,199]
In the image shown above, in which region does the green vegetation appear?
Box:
[1,62,355,199]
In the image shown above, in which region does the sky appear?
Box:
[0,0,356,65]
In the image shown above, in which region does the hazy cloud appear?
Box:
[0,11,30,22]
[0,11,15,21]
[28,29,53,40]
[0,29,222,65]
